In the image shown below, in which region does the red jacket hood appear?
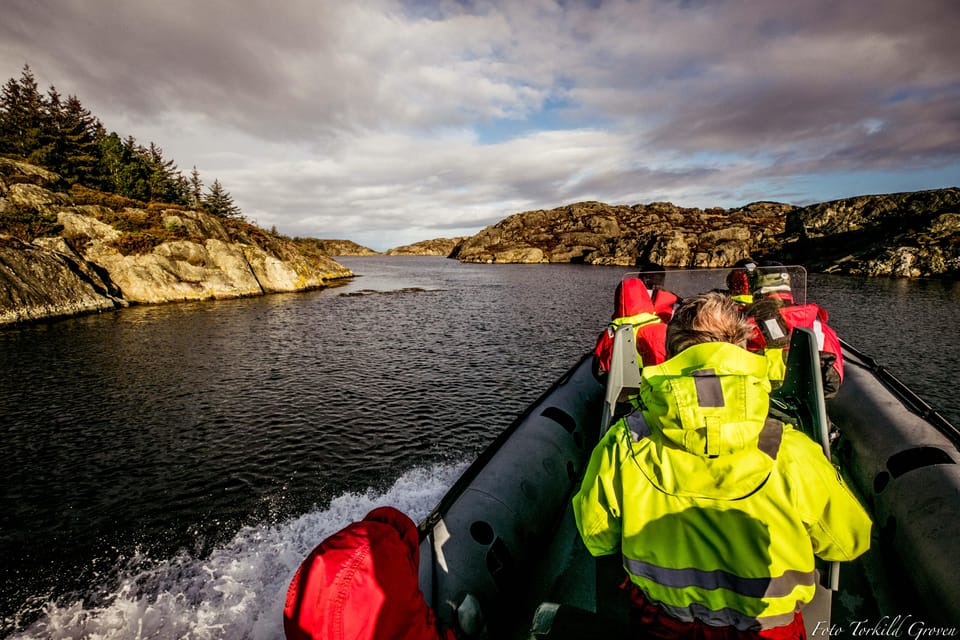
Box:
[284,507,450,640]
[613,278,656,318]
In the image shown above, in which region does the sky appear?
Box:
[2,0,959,251]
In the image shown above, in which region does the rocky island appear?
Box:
[385,237,466,256]
[3,153,957,329]
[451,188,960,278]
[300,238,380,256]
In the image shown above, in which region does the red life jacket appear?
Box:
[283,507,456,640]
[746,301,844,393]
[593,279,667,375]
[650,288,679,323]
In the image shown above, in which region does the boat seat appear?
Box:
[600,324,642,434]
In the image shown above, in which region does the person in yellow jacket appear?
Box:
[572,292,872,640]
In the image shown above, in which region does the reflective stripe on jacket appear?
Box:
[573,343,872,630]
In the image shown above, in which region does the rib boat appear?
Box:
[415,268,960,639]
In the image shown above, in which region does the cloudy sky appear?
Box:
[2,0,958,250]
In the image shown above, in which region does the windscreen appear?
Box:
[624,265,807,306]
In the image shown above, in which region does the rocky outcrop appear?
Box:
[453,200,791,268]
[777,188,960,278]
[385,237,466,256]
[0,235,119,325]
[452,189,959,277]
[301,238,380,256]
[0,160,353,326]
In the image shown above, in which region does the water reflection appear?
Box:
[0,257,957,634]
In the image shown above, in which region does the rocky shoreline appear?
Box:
[450,189,960,278]
[2,153,957,328]
[0,159,352,327]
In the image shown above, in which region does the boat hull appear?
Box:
[828,346,960,625]
[418,354,603,636]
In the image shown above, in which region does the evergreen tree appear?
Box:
[96,132,150,201]
[34,89,102,184]
[0,66,228,211]
[25,85,62,170]
[188,166,203,208]
[175,173,190,205]
[58,95,102,184]
[0,65,46,158]
[145,142,182,204]
[202,178,242,218]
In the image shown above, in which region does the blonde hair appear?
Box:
[666,291,755,356]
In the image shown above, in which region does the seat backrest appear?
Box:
[769,327,839,595]
[600,324,642,436]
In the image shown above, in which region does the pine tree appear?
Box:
[188,166,203,208]
[0,65,46,158]
[0,66,197,208]
[27,85,62,170]
[202,178,242,218]
[33,89,102,184]
[145,142,182,204]
[96,132,150,201]
[58,95,102,184]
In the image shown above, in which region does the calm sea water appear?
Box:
[1,257,958,639]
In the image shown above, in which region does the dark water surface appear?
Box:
[1,257,958,638]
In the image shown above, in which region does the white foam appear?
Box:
[10,462,467,640]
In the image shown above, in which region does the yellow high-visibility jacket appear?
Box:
[572,342,872,630]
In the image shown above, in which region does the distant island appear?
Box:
[297,238,380,256]
[385,237,466,256]
[302,237,465,256]
[426,190,959,279]
[310,188,959,278]
[299,189,959,278]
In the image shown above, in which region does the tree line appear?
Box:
[0,64,241,218]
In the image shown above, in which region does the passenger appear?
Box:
[726,258,758,308]
[637,261,679,323]
[572,292,872,640]
[745,261,844,397]
[283,506,458,640]
[592,276,668,380]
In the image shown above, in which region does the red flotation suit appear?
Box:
[747,299,844,397]
[284,506,456,640]
[592,278,668,377]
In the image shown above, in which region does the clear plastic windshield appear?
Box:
[624,265,807,306]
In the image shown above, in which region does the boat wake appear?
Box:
[7,462,467,640]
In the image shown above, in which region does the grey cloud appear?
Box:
[1,0,958,248]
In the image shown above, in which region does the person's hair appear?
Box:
[666,291,755,356]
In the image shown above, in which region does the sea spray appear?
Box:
[9,462,467,640]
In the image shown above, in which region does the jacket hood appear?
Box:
[283,506,440,640]
[634,342,780,499]
[613,278,656,318]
